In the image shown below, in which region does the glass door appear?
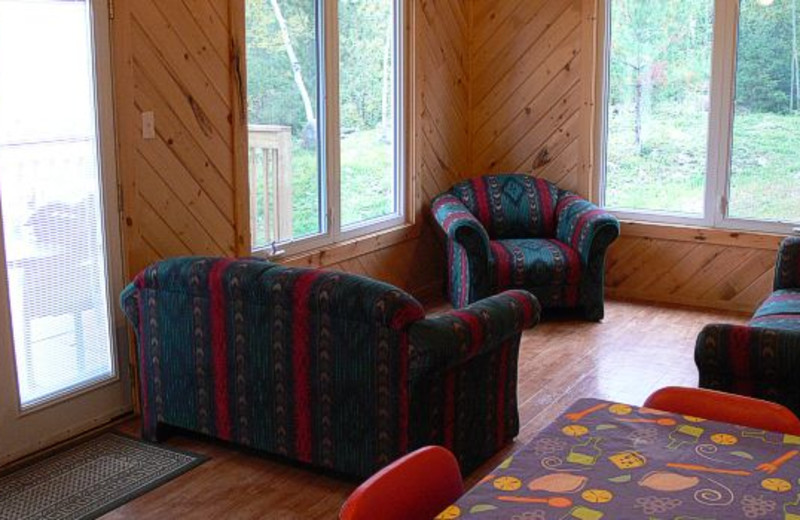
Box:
[0,0,130,466]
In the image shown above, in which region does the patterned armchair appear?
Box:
[696,237,800,415]
[120,257,540,477]
[432,174,620,320]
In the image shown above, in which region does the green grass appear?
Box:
[729,113,800,222]
[606,104,800,223]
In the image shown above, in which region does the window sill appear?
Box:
[271,222,421,268]
[619,221,786,250]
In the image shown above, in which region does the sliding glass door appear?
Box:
[0,0,130,466]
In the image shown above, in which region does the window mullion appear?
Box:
[324,0,341,242]
[706,0,739,228]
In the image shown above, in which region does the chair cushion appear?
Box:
[750,289,800,331]
[490,239,581,290]
[450,175,559,239]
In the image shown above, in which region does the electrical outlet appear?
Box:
[142,111,155,140]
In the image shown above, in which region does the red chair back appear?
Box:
[644,386,800,435]
[339,446,464,520]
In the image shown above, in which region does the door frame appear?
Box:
[0,0,131,467]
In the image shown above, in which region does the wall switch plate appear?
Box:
[142,111,155,140]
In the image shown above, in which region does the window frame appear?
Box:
[240,0,411,259]
[596,0,798,235]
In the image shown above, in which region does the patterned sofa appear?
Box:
[120,257,540,478]
[432,174,620,320]
[696,237,800,415]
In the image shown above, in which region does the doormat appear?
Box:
[0,433,206,519]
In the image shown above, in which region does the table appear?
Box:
[438,398,800,519]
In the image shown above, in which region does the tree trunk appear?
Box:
[380,15,393,140]
[634,72,643,153]
[789,0,800,112]
[269,0,316,125]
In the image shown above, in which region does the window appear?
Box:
[600,0,800,233]
[245,0,405,255]
[0,0,124,407]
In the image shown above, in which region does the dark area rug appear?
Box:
[0,433,206,520]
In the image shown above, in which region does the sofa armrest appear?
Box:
[695,324,800,411]
[120,281,140,329]
[775,236,800,290]
[555,191,620,267]
[431,194,491,260]
[409,290,540,376]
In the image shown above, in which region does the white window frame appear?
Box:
[246,0,408,257]
[597,0,798,235]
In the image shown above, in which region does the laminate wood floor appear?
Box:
[104,299,747,519]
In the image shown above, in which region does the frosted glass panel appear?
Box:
[0,0,114,406]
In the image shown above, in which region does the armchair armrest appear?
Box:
[555,191,620,266]
[431,194,491,260]
[775,236,800,290]
[695,324,800,411]
[408,290,540,377]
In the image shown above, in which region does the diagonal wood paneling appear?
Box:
[116,0,469,299]
[469,0,584,194]
[116,0,236,276]
[469,0,778,312]
[605,233,777,313]
[113,0,777,312]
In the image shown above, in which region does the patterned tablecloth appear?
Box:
[438,398,800,520]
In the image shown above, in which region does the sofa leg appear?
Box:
[584,304,604,322]
[142,421,171,443]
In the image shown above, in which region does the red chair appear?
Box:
[339,446,464,520]
[644,386,800,435]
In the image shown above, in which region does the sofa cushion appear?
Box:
[490,239,580,290]
[750,289,800,331]
[450,175,559,239]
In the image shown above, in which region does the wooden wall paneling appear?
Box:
[120,0,237,278]
[111,0,140,279]
[469,0,583,193]
[606,236,776,313]
[471,38,581,169]
[183,0,230,62]
[470,0,779,313]
[578,0,600,198]
[132,66,235,227]
[229,1,250,255]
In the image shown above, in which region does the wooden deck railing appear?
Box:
[248,124,293,248]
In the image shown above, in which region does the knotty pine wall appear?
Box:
[112,0,777,312]
[469,0,779,313]
[112,0,468,298]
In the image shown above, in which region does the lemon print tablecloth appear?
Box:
[440,398,800,519]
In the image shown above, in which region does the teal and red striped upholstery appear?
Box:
[432,174,619,320]
[121,257,540,477]
[776,237,800,290]
[751,290,800,331]
[449,175,559,239]
[696,237,800,415]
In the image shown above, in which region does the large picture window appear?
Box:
[245,0,405,255]
[600,0,800,232]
